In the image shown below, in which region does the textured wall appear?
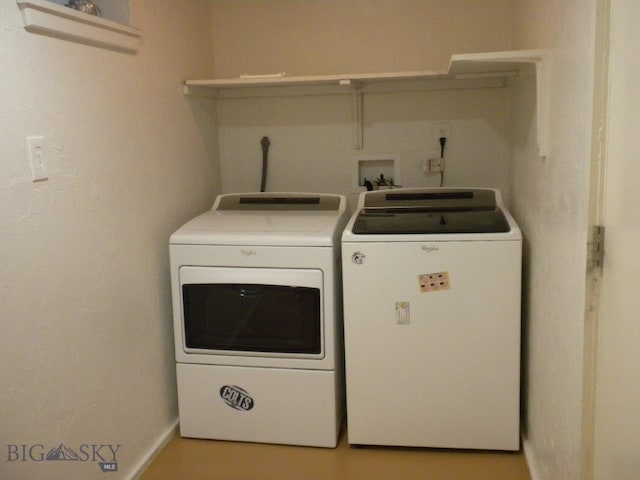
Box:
[510,1,596,479]
[0,1,218,479]
[217,88,513,210]
[210,0,513,77]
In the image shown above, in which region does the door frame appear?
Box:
[582,0,611,478]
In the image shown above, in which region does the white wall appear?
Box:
[217,88,513,209]
[0,1,219,479]
[511,1,596,479]
[211,0,513,77]
[212,0,515,208]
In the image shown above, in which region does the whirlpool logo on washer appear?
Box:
[219,385,255,411]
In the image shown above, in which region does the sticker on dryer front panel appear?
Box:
[219,385,255,411]
[419,272,451,293]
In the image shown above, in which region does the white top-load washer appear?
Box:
[341,187,522,450]
[170,192,349,448]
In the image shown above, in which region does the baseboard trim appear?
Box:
[125,417,179,480]
[522,437,542,480]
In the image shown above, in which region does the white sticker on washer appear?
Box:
[419,272,451,293]
[395,301,410,325]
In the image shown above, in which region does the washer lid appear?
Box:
[342,187,521,241]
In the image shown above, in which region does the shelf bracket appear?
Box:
[534,52,551,157]
[449,50,550,157]
[351,86,363,150]
[339,80,364,150]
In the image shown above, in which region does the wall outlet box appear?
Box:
[426,158,443,172]
[353,153,402,192]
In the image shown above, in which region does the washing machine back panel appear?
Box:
[352,208,511,235]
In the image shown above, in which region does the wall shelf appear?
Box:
[17,0,141,53]
[186,70,445,90]
[184,70,506,97]
[185,49,550,156]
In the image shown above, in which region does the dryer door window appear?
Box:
[179,267,324,358]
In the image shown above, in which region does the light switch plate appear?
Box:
[27,136,48,182]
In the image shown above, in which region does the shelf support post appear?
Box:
[339,79,363,149]
[535,52,551,157]
[352,86,363,150]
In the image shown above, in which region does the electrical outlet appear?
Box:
[423,158,443,173]
[432,158,443,172]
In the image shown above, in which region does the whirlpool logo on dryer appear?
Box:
[220,385,255,411]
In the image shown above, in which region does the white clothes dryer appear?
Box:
[170,192,349,448]
[341,188,522,450]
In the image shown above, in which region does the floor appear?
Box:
[140,430,531,480]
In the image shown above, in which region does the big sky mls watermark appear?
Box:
[6,442,122,473]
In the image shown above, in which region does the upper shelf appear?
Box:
[184,50,546,92]
[185,70,449,91]
[17,0,141,53]
[185,49,550,156]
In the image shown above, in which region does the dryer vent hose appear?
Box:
[260,136,270,192]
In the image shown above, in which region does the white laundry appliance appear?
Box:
[169,192,349,448]
[341,188,522,450]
